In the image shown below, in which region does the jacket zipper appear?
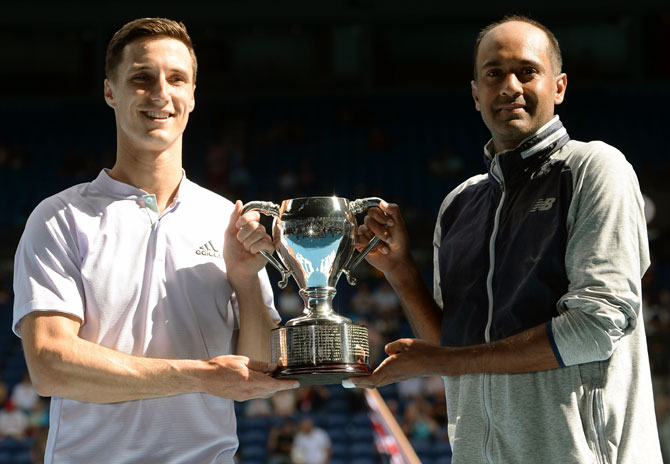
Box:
[484,157,506,464]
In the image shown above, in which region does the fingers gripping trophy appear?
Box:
[242,196,383,385]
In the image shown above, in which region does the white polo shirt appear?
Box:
[13,169,279,464]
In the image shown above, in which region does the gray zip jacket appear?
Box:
[433,116,662,463]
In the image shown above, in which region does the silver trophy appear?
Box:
[242,196,383,385]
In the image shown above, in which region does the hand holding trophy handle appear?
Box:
[241,201,292,289]
[343,197,384,285]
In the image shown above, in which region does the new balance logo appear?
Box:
[530,198,556,213]
[196,240,222,258]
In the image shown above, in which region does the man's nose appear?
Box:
[500,73,523,97]
[150,75,170,102]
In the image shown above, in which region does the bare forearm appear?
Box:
[385,260,442,344]
[352,322,560,389]
[471,323,559,374]
[22,319,204,403]
[436,323,559,377]
[382,290,559,375]
[23,311,297,404]
[232,275,275,362]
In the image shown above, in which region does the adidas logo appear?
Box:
[530,198,556,213]
[195,240,223,258]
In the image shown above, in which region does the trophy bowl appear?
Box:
[242,196,383,385]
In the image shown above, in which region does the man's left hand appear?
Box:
[346,338,449,388]
[224,200,273,286]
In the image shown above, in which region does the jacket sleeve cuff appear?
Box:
[546,320,566,368]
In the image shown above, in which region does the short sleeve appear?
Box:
[13,198,86,336]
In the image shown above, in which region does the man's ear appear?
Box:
[188,85,196,113]
[104,79,117,109]
[554,73,567,106]
[471,80,481,112]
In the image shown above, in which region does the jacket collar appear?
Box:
[484,116,570,186]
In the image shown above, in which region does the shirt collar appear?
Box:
[91,168,191,206]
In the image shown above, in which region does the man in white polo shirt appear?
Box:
[12,17,298,464]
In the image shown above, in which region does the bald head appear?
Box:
[473,16,562,79]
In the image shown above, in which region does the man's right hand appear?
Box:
[356,201,443,343]
[357,201,413,278]
[201,355,299,401]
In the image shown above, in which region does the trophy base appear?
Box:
[271,323,370,385]
[273,363,370,386]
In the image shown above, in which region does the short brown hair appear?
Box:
[473,15,562,79]
[105,17,197,82]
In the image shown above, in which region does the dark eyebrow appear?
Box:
[128,64,191,79]
[480,58,544,72]
[129,64,190,73]
[127,65,154,75]
[481,59,502,70]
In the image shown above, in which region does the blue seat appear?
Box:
[10,450,32,464]
[327,427,349,444]
[351,412,370,426]
[239,428,268,444]
[349,441,376,457]
[330,459,349,464]
[433,440,453,463]
[323,411,348,427]
[433,455,453,464]
[325,397,350,412]
[0,439,20,452]
[238,459,265,464]
[350,425,374,442]
[239,443,267,459]
[411,439,433,455]
[349,458,378,464]
[236,415,271,432]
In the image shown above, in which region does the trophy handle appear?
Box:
[343,197,384,285]
[241,201,292,289]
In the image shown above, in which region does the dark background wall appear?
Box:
[0,2,669,461]
[1,0,669,99]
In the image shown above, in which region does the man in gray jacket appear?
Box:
[349,15,663,463]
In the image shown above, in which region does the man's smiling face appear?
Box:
[471,21,566,153]
[104,37,195,154]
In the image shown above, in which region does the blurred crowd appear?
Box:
[1,94,669,462]
[0,374,48,463]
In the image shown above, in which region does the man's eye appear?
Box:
[486,70,502,77]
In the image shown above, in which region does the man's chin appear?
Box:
[136,135,180,153]
[488,121,537,151]
[497,122,532,139]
